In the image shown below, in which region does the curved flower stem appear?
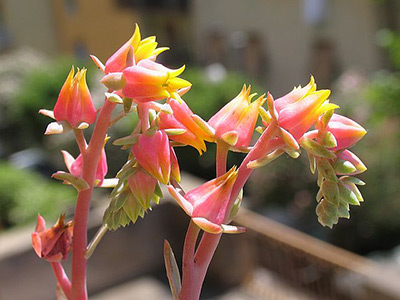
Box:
[85,224,108,259]
[179,220,200,300]
[227,121,279,218]
[70,99,116,300]
[74,129,87,154]
[216,141,229,177]
[179,141,229,300]
[51,262,72,299]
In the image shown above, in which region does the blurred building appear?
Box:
[192,0,400,94]
[0,0,399,92]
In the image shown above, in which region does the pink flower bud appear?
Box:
[128,169,159,209]
[62,149,108,186]
[270,77,338,139]
[54,67,96,128]
[104,24,168,74]
[122,59,191,103]
[325,114,367,150]
[168,167,240,234]
[159,98,213,154]
[31,214,73,262]
[131,130,171,184]
[208,85,266,147]
[335,150,367,175]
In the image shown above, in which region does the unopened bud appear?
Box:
[101,72,126,91]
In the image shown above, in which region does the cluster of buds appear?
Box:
[97,25,212,230]
[300,111,367,227]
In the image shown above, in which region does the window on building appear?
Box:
[116,0,188,12]
[64,0,78,15]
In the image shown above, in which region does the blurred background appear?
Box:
[0,0,399,299]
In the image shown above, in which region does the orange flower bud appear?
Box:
[31,214,73,262]
[53,67,96,128]
[208,85,265,147]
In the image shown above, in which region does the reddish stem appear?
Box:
[227,122,279,218]
[70,99,116,300]
[137,103,151,132]
[179,220,200,300]
[178,141,229,300]
[51,262,72,299]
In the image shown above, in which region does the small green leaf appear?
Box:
[123,97,133,114]
[247,149,283,169]
[338,182,360,206]
[340,176,366,186]
[308,152,316,174]
[317,158,338,182]
[52,171,90,191]
[164,128,187,136]
[300,138,336,159]
[333,159,357,174]
[321,131,337,148]
[113,135,139,146]
[164,240,181,300]
[316,199,339,228]
[321,180,340,206]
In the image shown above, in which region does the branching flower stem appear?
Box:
[70,99,116,300]
[51,262,72,299]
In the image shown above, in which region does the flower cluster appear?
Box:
[34,23,368,300]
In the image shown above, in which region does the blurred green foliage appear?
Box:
[0,162,75,230]
[183,67,264,120]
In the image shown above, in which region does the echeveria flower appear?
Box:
[104,24,168,74]
[208,85,265,147]
[131,130,171,184]
[128,169,159,209]
[31,214,73,262]
[122,59,191,103]
[168,167,245,234]
[53,67,96,128]
[324,114,367,150]
[159,98,213,154]
[62,149,108,186]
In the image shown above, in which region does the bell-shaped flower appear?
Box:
[131,130,171,184]
[128,169,160,210]
[208,85,266,148]
[323,114,367,150]
[122,59,191,103]
[267,77,338,140]
[159,98,214,154]
[62,148,108,186]
[53,67,96,128]
[104,24,168,74]
[168,167,245,234]
[31,214,73,262]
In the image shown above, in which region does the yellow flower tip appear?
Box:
[170,65,186,77]
[153,47,169,56]
[168,77,192,90]
[141,36,157,45]
[131,23,141,49]
[310,89,331,101]
[248,92,257,102]
[253,94,267,106]
[65,66,75,85]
